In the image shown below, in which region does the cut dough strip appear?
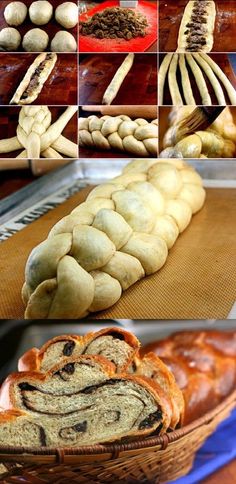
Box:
[168,54,183,106]
[186,54,212,105]
[179,55,195,105]
[102,53,134,105]
[200,53,236,105]
[158,53,173,105]
[10,53,57,105]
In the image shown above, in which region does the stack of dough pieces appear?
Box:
[0,328,184,447]
[22,158,206,319]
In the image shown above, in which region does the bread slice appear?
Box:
[133,352,185,428]
[18,327,140,373]
[0,355,172,447]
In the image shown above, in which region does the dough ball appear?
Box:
[0,27,21,51]
[55,2,78,29]
[22,28,49,52]
[4,2,27,26]
[29,1,53,25]
[51,31,77,52]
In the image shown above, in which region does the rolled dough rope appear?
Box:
[0,136,22,153]
[158,53,173,105]
[186,54,212,105]
[22,159,206,319]
[179,55,195,105]
[42,147,63,158]
[51,135,78,158]
[199,54,236,105]
[40,106,78,151]
[102,53,135,105]
[16,150,27,158]
[192,54,226,105]
[168,54,183,106]
[10,53,57,105]
[177,1,216,53]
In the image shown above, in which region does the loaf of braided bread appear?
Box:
[79,115,158,156]
[22,159,206,319]
[141,331,236,424]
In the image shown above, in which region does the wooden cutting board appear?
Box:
[159,0,236,53]
[159,54,236,106]
[0,53,77,105]
[79,53,157,105]
[0,0,77,52]
[79,0,158,53]
[0,187,235,320]
[0,107,78,158]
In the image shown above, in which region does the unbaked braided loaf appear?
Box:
[79,115,158,156]
[0,106,78,159]
[161,107,236,158]
[141,330,236,424]
[22,159,206,319]
[0,354,174,447]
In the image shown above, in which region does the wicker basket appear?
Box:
[0,391,235,484]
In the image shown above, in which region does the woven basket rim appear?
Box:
[0,390,235,457]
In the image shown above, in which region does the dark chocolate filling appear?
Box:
[63,341,76,356]
[138,410,162,430]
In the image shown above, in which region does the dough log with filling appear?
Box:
[177,0,216,53]
[10,53,57,105]
[22,159,206,319]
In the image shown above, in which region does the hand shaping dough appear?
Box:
[22,28,49,52]
[0,27,21,51]
[50,31,77,52]
[29,1,53,25]
[10,53,57,105]
[4,2,27,26]
[22,159,205,319]
[55,2,78,29]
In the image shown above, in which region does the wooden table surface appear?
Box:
[0,107,78,158]
[0,53,77,105]
[202,460,236,484]
[0,0,78,52]
[79,53,157,105]
[159,53,236,105]
[159,0,236,53]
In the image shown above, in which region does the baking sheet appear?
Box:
[79,0,158,53]
[0,184,235,320]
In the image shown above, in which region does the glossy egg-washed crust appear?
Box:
[141,331,236,424]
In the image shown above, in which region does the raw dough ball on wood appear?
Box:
[50,31,77,52]
[55,2,78,29]
[4,2,27,26]
[29,1,53,25]
[0,27,21,51]
[22,28,49,52]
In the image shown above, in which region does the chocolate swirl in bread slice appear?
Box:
[10,53,57,105]
[18,327,140,373]
[0,356,172,447]
[177,1,216,53]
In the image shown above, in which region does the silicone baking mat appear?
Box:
[0,187,235,320]
[79,0,158,52]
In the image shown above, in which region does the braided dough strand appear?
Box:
[23,159,206,319]
[158,54,173,105]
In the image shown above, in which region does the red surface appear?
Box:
[79,0,158,53]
